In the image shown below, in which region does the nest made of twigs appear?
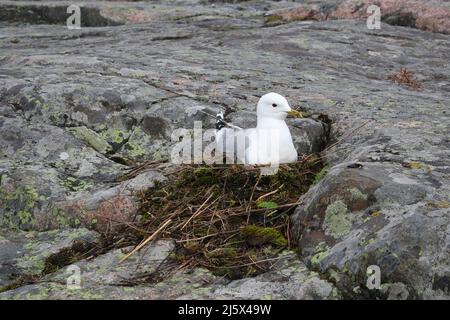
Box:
[126,155,324,280]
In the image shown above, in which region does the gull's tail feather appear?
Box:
[216,112,226,131]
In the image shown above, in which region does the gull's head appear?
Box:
[257,92,295,120]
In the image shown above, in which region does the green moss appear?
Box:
[313,166,328,185]
[175,167,220,188]
[323,200,351,239]
[184,241,202,253]
[241,225,287,247]
[256,201,278,209]
[63,176,92,192]
[273,168,298,185]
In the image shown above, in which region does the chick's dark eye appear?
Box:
[272,103,277,107]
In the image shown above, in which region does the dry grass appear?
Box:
[389,68,423,90]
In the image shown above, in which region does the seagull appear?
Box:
[215,92,302,166]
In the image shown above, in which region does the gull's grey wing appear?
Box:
[215,128,255,163]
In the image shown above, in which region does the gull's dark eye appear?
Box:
[272,103,277,107]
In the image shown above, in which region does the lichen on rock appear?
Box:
[323,200,352,239]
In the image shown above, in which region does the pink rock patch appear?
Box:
[266,0,450,34]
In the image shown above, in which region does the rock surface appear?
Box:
[0,228,99,287]
[0,0,449,299]
[0,247,338,300]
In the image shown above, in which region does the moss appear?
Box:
[313,166,328,185]
[323,200,351,239]
[176,167,220,187]
[193,167,220,185]
[241,225,287,247]
[272,167,298,186]
[184,241,202,253]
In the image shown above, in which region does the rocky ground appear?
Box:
[0,0,449,299]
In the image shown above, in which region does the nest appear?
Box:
[122,154,324,280]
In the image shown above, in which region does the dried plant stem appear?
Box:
[180,192,215,230]
[255,184,284,202]
[118,219,172,264]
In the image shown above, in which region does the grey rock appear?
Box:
[189,251,340,300]
[53,170,167,232]
[0,0,449,300]
[0,249,340,300]
[0,228,99,287]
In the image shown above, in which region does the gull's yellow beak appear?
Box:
[287,110,304,118]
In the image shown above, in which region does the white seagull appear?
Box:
[215,92,302,166]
